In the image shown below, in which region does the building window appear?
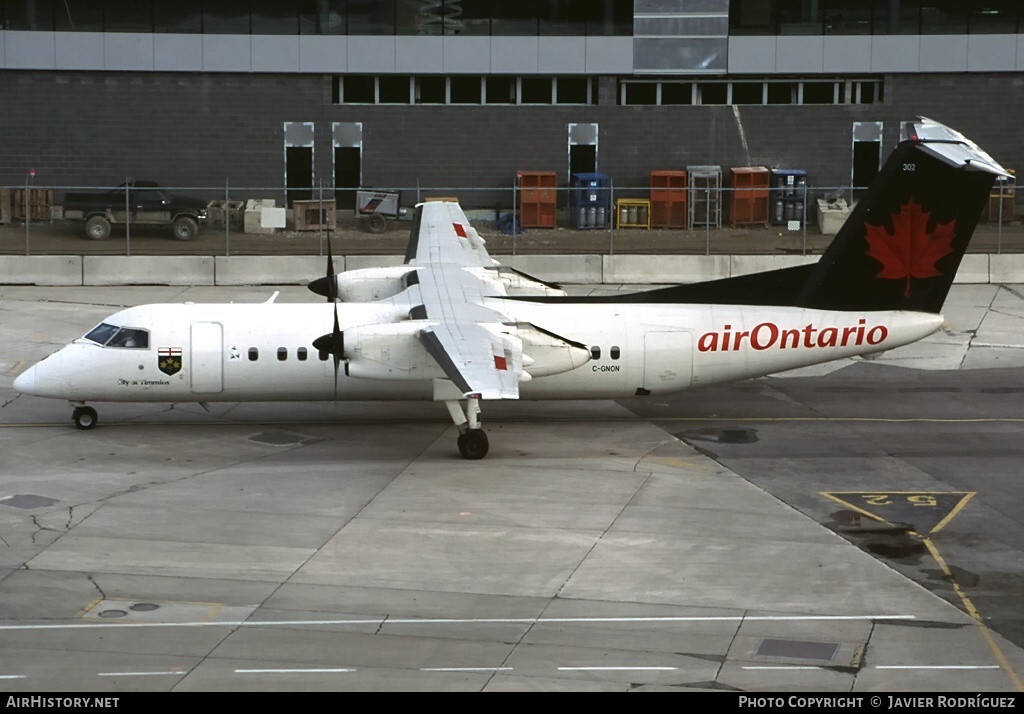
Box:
[154,2,202,33]
[203,0,250,34]
[378,75,412,104]
[333,74,597,106]
[555,77,592,105]
[802,81,838,104]
[731,82,764,105]
[661,82,693,105]
[104,1,156,33]
[485,76,516,104]
[55,3,104,32]
[618,78,882,107]
[301,1,346,35]
[698,83,729,105]
[450,76,483,104]
[520,77,553,104]
[623,82,658,106]
[251,0,299,35]
[341,75,376,104]
[767,82,795,104]
[416,76,447,104]
[729,0,1018,35]
[348,0,396,35]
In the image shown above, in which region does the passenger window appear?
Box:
[590,346,601,360]
[248,348,259,361]
[297,347,308,361]
[610,346,620,360]
[318,349,329,361]
[277,347,288,361]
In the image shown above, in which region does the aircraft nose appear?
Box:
[13,364,36,395]
[12,350,74,398]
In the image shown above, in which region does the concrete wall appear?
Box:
[2,254,1019,287]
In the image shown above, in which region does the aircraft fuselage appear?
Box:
[15,300,943,405]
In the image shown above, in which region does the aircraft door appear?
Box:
[643,331,692,392]
[190,322,223,394]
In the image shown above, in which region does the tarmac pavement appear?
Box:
[1,284,1023,692]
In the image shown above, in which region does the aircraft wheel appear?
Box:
[457,429,489,460]
[73,406,98,430]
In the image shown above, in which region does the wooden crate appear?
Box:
[292,199,337,231]
[12,189,53,221]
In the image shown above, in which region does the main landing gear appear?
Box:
[72,405,98,430]
[445,396,489,460]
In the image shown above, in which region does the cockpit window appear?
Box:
[83,323,149,348]
[84,323,120,345]
[107,328,149,349]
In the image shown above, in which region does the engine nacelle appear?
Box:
[335,266,420,302]
[496,270,567,297]
[343,322,445,381]
[515,323,591,377]
[467,267,566,297]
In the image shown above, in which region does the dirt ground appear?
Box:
[2,212,1023,257]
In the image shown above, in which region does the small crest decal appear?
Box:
[158,347,183,376]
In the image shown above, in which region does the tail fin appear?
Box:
[794,118,1007,313]
[575,118,1007,313]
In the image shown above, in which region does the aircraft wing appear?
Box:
[405,201,523,399]
[419,322,522,399]
[405,200,496,269]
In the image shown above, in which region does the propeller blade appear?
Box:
[312,303,345,403]
[308,233,339,301]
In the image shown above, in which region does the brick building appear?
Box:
[1,1,1021,213]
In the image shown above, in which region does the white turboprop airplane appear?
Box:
[14,119,1008,459]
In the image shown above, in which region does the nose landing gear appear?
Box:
[72,405,98,430]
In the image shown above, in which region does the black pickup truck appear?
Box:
[62,181,209,241]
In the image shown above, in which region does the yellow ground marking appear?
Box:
[75,597,104,619]
[821,491,974,536]
[923,537,1024,692]
[821,490,1022,691]
[4,360,27,377]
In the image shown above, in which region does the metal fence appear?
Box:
[0,180,1018,258]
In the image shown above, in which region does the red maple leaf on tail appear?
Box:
[864,199,957,297]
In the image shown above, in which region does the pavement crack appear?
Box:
[87,575,107,600]
[29,515,63,544]
[998,284,1024,303]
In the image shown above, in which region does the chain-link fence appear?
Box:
[1,179,1019,257]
